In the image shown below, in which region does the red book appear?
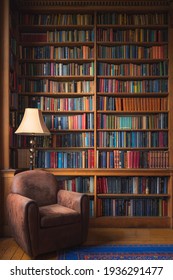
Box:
[21,33,47,42]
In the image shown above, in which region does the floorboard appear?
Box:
[1,228,173,260]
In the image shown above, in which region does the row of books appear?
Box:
[97,113,168,129]
[9,52,15,71]
[10,127,18,148]
[10,9,17,30]
[19,13,94,26]
[9,71,17,91]
[17,132,95,148]
[98,97,168,111]
[18,79,94,93]
[19,45,94,59]
[18,96,39,110]
[97,28,168,43]
[20,29,167,45]
[19,62,95,76]
[18,77,168,94]
[35,149,94,168]
[13,147,169,169]
[97,150,169,168]
[56,176,94,193]
[14,135,50,149]
[97,12,168,25]
[10,36,17,55]
[20,30,95,43]
[19,95,93,111]
[10,92,18,111]
[19,12,168,26]
[15,130,167,149]
[10,0,18,162]
[43,113,94,130]
[98,79,168,93]
[50,132,94,148]
[97,176,168,194]
[19,55,168,76]
[10,111,18,128]
[18,56,168,80]
[97,62,168,76]
[97,198,168,216]
[50,175,168,195]
[97,131,168,148]
[19,45,167,60]
[98,45,168,59]
[37,96,93,111]
[18,95,168,114]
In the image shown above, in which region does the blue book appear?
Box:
[45,151,50,168]
[63,152,67,168]
[109,151,114,168]
[58,152,63,168]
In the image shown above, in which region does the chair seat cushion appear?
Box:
[39,204,81,228]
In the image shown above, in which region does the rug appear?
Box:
[57,244,173,260]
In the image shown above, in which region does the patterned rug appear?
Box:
[57,244,173,260]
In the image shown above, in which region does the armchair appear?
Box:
[6,170,90,258]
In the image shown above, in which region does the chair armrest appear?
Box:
[57,189,90,242]
[6,193,39,257]
[57,189,89,214]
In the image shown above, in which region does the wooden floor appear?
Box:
[1,228,173,260]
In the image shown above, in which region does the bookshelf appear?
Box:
[1,0,173,235]
[9,0,19,169]
[18,11,95,169]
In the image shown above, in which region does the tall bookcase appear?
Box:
[1,0,173,234]
[9,0,19,168]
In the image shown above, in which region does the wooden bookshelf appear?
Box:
[9,0,19,169]
[1,0,173,236]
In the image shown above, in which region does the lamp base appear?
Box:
[29,137,36,170]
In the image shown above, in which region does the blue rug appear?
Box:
[57,244,173,260]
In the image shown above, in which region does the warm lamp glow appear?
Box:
[15,108,50,169]
[15,108,50,135]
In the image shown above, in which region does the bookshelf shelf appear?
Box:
[97,147,168,150]
[18,75,95,79]
[3,0,173,230]
[97,42,168,45]
[18,92,95,96]
[97,194,169,197]
[19,42,95,47]
[19,59,95,62]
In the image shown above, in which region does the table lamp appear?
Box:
[15,108,50,170]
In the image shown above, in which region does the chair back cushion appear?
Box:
[11,170,58,206]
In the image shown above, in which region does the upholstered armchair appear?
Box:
[6,170,90,258]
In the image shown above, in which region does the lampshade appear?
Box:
[15,108,50,135]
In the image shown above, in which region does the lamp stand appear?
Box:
[15,109,50,169]
[29,136,36,170]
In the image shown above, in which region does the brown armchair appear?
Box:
[6,170,89,258]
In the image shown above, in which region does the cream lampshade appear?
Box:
[15,108,50,169]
